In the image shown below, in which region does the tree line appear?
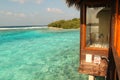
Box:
[48,18,80,29]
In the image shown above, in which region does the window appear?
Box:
[86,7,111,48]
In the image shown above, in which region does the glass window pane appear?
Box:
[86,7,111,48]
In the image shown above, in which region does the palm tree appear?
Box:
[65,0,81,10]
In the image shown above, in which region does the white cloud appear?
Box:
[15,13,26,17]
[0,11,26,18]
[0,11,14,16]
[0,11,5,14]
[47,8,64,14]
[19,0,26,4]
[6,12,13,16]
[10,0,26,4]
[29,12,39,17]
[20,13,26,17]
[10,0,43,4]
[36,0,43,4]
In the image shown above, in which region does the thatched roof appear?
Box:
[66,0,82,10]
[66,0,111,10]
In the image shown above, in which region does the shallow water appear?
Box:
[0,29,89,80]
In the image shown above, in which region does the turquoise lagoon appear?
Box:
[0,28,103,80]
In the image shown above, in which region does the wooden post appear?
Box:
[80,4,86,49]
[88,75,95,80]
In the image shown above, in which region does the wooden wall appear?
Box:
[107,0,120,80]
[79,0,120,79]
[114,0,120,57]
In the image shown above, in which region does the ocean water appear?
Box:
[0,28,88,80]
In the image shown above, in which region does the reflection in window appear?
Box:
[86,7,111,48]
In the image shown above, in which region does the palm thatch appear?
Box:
[66,0,111,10]
[66,0,82,10]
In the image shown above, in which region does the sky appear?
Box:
[0,0,79,26]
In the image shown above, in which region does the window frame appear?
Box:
[82,5,111,51]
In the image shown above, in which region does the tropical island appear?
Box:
[48,18,80,29]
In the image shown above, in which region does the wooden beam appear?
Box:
[112,46,120,80]
[80,4,86,49]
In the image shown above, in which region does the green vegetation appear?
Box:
[48,18,80,29]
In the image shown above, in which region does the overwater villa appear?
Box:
[66,0,120,80]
